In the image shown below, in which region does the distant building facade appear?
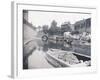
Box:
[23,10,28,20]
[74,18,91,33]
[61,22,72,34]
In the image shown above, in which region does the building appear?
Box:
[74,18,91,33]
[61,22,72,34]
[23,10,28,20]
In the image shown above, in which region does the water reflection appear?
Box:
[42,39,90,56]
[23,37,91,69]
[28,46,53,69]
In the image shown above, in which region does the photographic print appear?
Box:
[23,10,91,69]
[11,2,97,78]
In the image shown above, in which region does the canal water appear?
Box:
[26,36,91,69]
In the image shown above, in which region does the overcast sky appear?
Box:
[28,11,91,27]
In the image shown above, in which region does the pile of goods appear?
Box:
[58,53,79,65]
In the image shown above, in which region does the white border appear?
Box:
[11,1,97,78]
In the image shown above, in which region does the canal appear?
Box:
[24,36,91,69]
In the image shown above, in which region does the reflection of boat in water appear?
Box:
[45,49,91,67]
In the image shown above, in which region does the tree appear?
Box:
[42,25,48,34]
[51,20,57,28]
[38,26,41,31]
[49,20,58,35]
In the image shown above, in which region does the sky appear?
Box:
[28,11,91,27]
